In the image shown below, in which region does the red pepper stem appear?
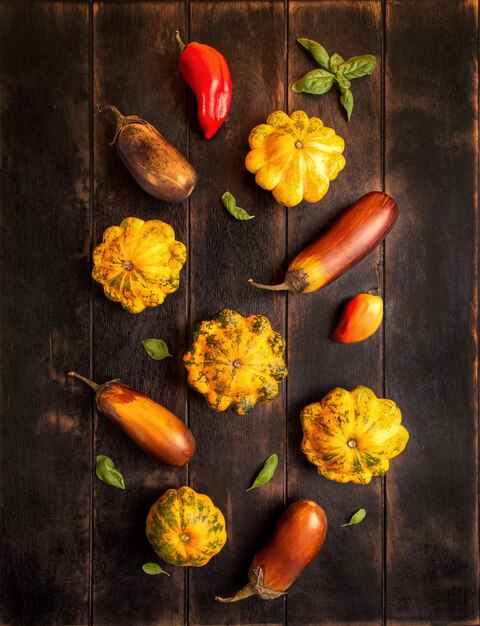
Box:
[68,371,101,394]
[175,30,187,53]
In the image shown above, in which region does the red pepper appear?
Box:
[176,31,232,140]
[332,292,384,343]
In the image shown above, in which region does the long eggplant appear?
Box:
[248,192,398,293]
[68,372,195,467]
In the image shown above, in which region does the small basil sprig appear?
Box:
[222,192,255,221]
[142,338,172,361]
[142,563,170,576]
[95,455,125,490]
[341,508,366,527]
[246,453,278,492]
[292,38,376,121]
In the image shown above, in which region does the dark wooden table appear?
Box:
[1,1,478,625]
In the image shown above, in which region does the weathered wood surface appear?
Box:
[0,1,477,625]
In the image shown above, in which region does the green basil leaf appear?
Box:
[329,52,345,73]
[246,453,278,492]
[291,68,335,95]
[339,86,354,121]
[142,563,171,576]
[221,192,255,221]
[341,508,366,527]
[297,38,330,70]
[95,455,125,490]
[341,55,377,80]
[142,338,172,360]
[335,72,351,91]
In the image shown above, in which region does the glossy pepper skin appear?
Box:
[68,372,195,467]
[332,293,384,343]
[176,31,232,139]
[249,192,398,294]
[215,500,327,602]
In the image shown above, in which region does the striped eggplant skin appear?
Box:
[216,500,327,602]
[249,192,398,294]
[146,486,227,567]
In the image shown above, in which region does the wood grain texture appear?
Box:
[286,2,384,624]
[384,1,479,623]
[92,3,188,625]
[0,1,478,625]
[187,3,287,624]
[0,3,91,625]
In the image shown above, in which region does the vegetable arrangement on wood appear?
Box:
[67,27,410,610]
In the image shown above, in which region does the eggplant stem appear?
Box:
[175,30,186,53]
[97,104,124,123]
[248,278,291,292]
[68,371,101,394]
[215,584,256,603]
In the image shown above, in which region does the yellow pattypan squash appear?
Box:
[92,217,186,314]
[245,110,346,207]
[301,386,409,484]
[183,309,287,415]
[146,486,227,567]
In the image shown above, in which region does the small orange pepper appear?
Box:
[332,293,383,343]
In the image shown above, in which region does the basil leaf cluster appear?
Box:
[292,38,376,121]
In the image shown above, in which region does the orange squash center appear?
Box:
[122,260,134,270]
[347,439,357,449]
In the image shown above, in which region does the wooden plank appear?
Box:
[92,3,188,625]
[0,3,91,625]
[286,2,384,624]
[384,1,479,623]
[186,2,287,624]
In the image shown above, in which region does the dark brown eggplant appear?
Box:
[98,104,197,203]
[215,500,327,602]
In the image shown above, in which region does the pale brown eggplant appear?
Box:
[98,104,197,203]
